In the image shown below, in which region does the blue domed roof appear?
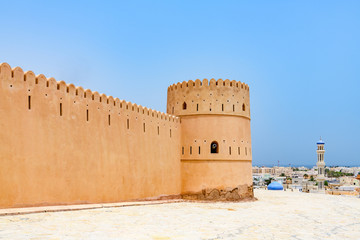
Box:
[317,139,325,145]
[268,181,283,190]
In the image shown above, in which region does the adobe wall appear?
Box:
[167,79,253,201]
[0,63,181,208]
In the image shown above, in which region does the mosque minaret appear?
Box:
[316,138,326,191]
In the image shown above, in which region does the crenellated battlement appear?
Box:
[167,78,249,92]
[166,78,250,118]
[0,62,179,123]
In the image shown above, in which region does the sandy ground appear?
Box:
[0,189,359,240]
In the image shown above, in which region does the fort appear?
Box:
[0,62,253,209]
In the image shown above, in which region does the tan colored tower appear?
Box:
[167,79,253,200]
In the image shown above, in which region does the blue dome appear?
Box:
[268,182,284,190]
[317,139,325,145]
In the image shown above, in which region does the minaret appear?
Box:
[316,138,325,190]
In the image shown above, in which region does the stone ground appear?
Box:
[0,189,360,240]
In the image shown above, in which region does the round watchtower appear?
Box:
[167,78,253,201]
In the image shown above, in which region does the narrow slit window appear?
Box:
[199,146,201,154]
[108,115,111,126]
[60,103,62,116]
[222,104,224,111]
[242,104,246,111]
[182,147,184,155]
[233,105,235,112]
[143,123,146,132]
[172,107,174,114]
[28,96,31,110]
[157,126,160,135]
[127,119,129,129]
[196,104,199,111]
[170,129,172,138]
[190,146,192,155]
[229,146,231,155]
[238,147,240,155]
[86,109,89,121]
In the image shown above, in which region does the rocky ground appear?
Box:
[0,189,359,239]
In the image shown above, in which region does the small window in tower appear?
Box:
[182,147,184,155]
[182,102,187,110]
[190,146,192,155]
[108,115,111,126]
[60,103,62,116]
[196,104,199,111]
[172,107,174,114]
[210,141,219,154]
[199,146,201,154]
[157,126,160,135]
[222,104,224,111]
[86,109,89,121]
[127,119,130,129]
[229,146,231,155]
[233,105,235,112]
[242,104,246,111]
[238,147,240,155]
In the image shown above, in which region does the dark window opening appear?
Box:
[28,96,31,110]
[127,119,129,129]
[199,146,201,154]
[108,115,111,126]
[229,146,231,155]
[233,105,235,112]
[157,126,160,135]
[60,103,62,116]
[86,109,89,121]
[242,104,246,111]
[182,147,184,155]
[222,104,224,111]
[143,123,145,132]
[211,141,219,154]
[182,102,187,110]
[190,146,192,155]
[172,107,174,114]
[170,129,172,138]
[238,147,240,155]
[196,104,199,111]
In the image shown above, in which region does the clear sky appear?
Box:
[1,1,359,167]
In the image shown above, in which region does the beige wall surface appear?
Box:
[179,115,252,193]
[0,63,181,208]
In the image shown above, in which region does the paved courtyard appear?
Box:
[0,189,359,240]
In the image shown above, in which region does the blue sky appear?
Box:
[1,1,359,167]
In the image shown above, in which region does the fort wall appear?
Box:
[0,63,181,208]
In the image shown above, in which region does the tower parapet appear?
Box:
[167,79,250,119]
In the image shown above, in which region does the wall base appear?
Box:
[181,184,254,201]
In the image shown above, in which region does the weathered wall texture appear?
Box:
[167,79,253,200]
[0,63,181,208]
